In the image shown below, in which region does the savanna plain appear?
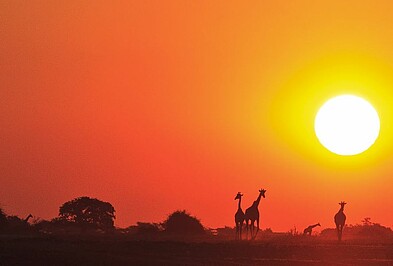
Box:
[2,235,393,265]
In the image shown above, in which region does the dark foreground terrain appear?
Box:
[2,236,393,265]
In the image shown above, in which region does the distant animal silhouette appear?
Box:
[334,201,347,241]
[5,214,33,232]
[234,192,245,240]
[303,223,320,235]
[244,189,266,240]
[24,214,33,223]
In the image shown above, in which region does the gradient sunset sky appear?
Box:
[3,1,393,231]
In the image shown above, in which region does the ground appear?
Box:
[1,236,393,265]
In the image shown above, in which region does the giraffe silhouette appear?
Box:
[244,189,266,240]
[334,201,346,241]
[24,214,33,223]
[303,223,320,235]
[234,192,244,240]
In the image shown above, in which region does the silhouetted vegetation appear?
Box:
[58,196,115,232]
[6,216,30,233]
[356,217,393,238]
[0,208,7,231]
[135,222,162,234]
[3,198,393,265]
[320,217,393,240]
[163,210,205,235]
[0,209,33,234]
[31,219,53,234]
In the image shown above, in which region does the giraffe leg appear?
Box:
[239,222,243,240]
[336,225,341,241]
[245,219,249,240]
[253,218,260,240]
[251,220,256,240]
[340,225,344,241]
[250,221,253,240]
[251,220,255,240]
[237,223,241,240]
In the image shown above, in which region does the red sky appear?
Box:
[3,1,393,231]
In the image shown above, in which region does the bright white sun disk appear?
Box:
[314,95,380,155]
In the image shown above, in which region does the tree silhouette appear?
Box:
[58,196,115,231]
[163,210,205,235]
[0,208,7,231]
[357,217,393,238]
[361,217,372,226]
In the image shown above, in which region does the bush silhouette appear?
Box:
[136,222,162,234]
[58,196,115,231]
[356,217,393,238]
[6,216,30,232]
[0,208,7,231]
[320,217,393,240]
[163,210,205,235]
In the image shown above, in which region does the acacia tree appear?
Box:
[58,196,115,231]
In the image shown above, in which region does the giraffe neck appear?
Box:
[311,224,319,229]
[254,193,262,207]
[24,214,32,222]
[339,206,345,213]
[238,197,242,210]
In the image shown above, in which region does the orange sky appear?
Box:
[2,1,393,231]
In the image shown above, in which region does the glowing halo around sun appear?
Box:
[314,95,380,156]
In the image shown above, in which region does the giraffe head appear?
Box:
[234,192,243,200]
[316,223,321,227]
[259,189,266,198]
[338,201,347,211]
[338,201,347,207]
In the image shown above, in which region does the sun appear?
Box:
[314,95,380,156]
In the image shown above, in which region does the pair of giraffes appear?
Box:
[234,189,266,240]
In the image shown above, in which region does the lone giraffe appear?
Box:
[334,201,347,241]
[24,214,33,223]
[244,189,266,240]
[234,192,244,240]
[303,223,320,236]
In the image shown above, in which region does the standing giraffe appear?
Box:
[303,223,320,235]
[234,192,244,240]
[334,201,347,241]
[244,189,266,240]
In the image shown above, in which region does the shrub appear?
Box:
[163,210,205,235]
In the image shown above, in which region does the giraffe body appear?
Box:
[334,202,347,241]
[234,192,244,240]
[244,189,266,240]
[303,223,320,235]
